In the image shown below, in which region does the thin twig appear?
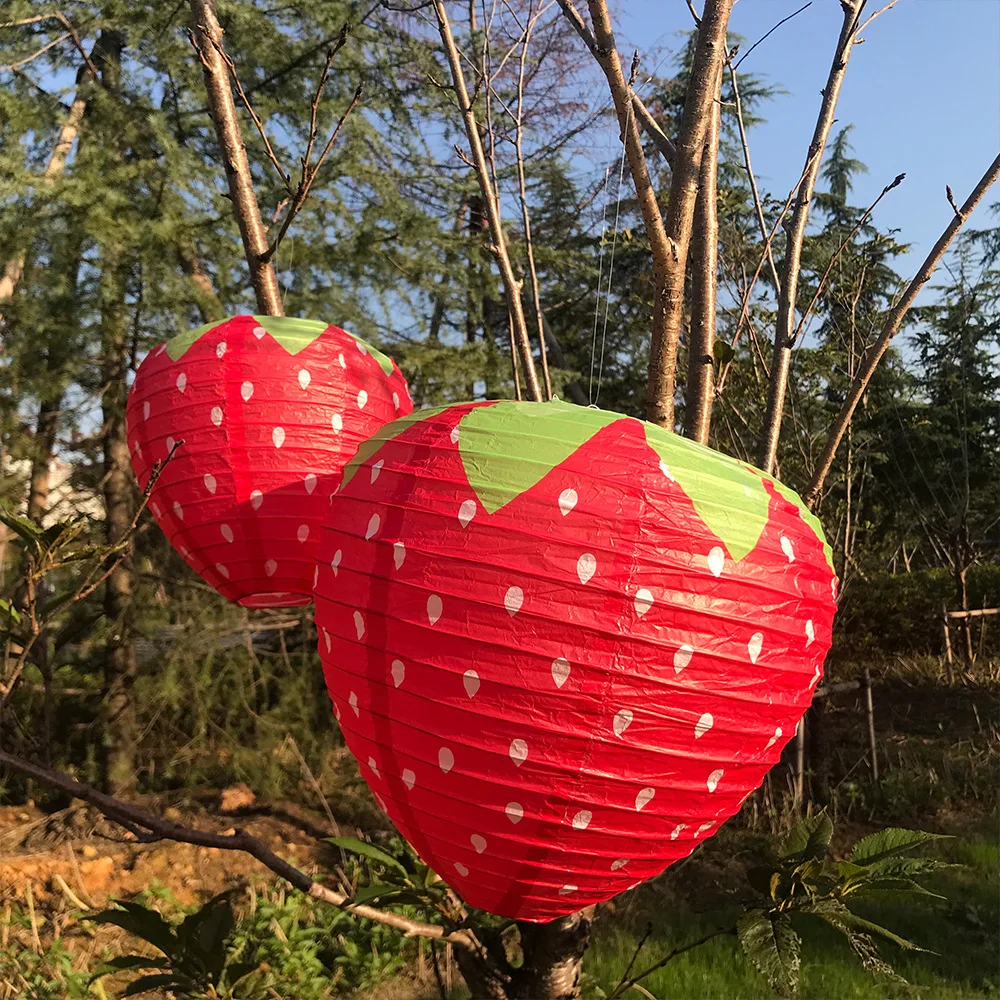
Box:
[857,0,900,34]
[733,1,812,69]
[1,31,72,71]
[792,171,905,344]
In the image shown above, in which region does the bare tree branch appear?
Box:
[806,152,1000,505]
[0,749,480,950]
[432,0,543,400]
[757,0,867,474]
[188,0,283,315]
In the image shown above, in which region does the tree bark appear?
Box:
[805,151,1000,505]
[757,0,866,474]
[683,63,722,444]
[188,0,283,316]
[0,47,95,323]
[432,0,542,401]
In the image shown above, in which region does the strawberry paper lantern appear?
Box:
[313,400,837,921]
[127,315,411,607]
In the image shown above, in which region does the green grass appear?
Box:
[584,837,1000,1000]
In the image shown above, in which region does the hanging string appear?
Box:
[594,95,632,406]
[589,164,612,404]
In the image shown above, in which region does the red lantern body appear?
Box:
[127,315,412,607]
[313,401,837,921]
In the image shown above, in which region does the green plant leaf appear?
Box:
[327,837,408,876]
[645,423,772,562]
[737,909,801,998]
[89,901,177,957]
[0,598,22,626]
[803,899,931,953]
[340,404,454,490]
[351,883,408,905]
[177,892,235,975]
[458,400,623,514]
[0,507,44,549]
[780,814,834,862]
[92,955,169,975]
[713,340,736,365]
[849,828,950,866]
[122,973,185,997]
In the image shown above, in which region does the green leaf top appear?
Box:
[163,316,396,374]
[327,836,409,876]
[849,828,951,866]
[644,423,771,562]
[458,400,622,514]
[779,813,834,862]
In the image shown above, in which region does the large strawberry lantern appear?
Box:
[313,400,836,921]
[127,315,411,607]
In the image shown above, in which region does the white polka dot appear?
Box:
[504,586,523,616]
[635,787,655,811]
[811,664,821,688]
[780,536,795,562]
[392,392,400,410]
[391,659,405,687]
[427,594,443,625]
[611,858,628,870]
[265,559,277,577]
[220,524,234,543]
[393,541,405,569]
[674,644,694,673]
[505,802,523,824]
[365,513,380,540]
[166,436,175,455]
[706,769,724,793]
[297,524,309,543]
[331,550,342,575]
[463,669,480,698]
[214,563,229,580]
[322,628,331,652]
[634,588,654,617]
[331,413,343,433]
[707,546,725,577]
[458,499,477,528]
[304,473,317,494]
[551,658,571,688]
[509,739,528,767]
[150,501,161,517]
[176,373,187,392]
[172,501,184,521]
[211,406,223,426]
[402,768,416,790]
[241,381,253,401]
[253,325,266,340]
[571,810,592,830]
[250,490,263,510]
[558,488,578,515]
[353,611,365,639]
[216,341,226,358]
[337,352,346,368]
[204,473,217,494]
[143,401,150,420]
[659,460,674,481]
[670,824,686,841]
[613,709,633,738]
[470,834,487,854]
[348,691,359,716]
[695,712,714,739]
[805,619,815,646]
[370,459,384,484]
[832,577,838,600]
[438,747,454,773]
[313,566,319,588]
[356,340,368,355]
[696,821,714,837]
[454,862,468,877]
[558,885,577,896]
[367,757,380,778]
[765,726,782,750]
[449,425,460,445]
[748,632,764,664]
[357,389,368,409]
[298,369,311,390]
[272,427,285,448]
[178,545,189,558]
[576,552,597,585]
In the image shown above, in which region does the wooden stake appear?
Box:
[942,605,954,685]
[861,666,878,783]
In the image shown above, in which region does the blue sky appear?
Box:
[617,0,1000,295]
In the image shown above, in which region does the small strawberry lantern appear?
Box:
[313,400,837,921]
[127,315,412,607]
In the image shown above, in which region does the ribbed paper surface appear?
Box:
[127,315,412,607]
[313,400,837,921]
